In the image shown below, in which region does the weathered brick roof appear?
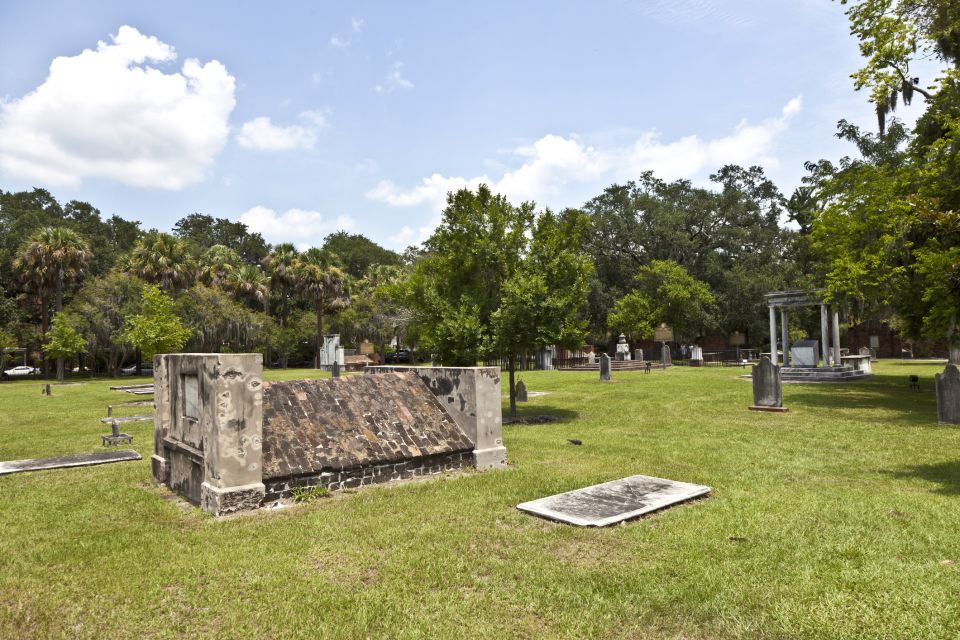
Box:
[261,372,473,480]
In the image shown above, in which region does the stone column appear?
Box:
[780,308,790,367]
[768,305,778,366]
[820,304,830,366]
[832,308,842,366]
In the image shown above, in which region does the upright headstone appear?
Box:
[634,348,644,362]
[515,379,528,402]
[331,360,341,378]
[749,356,786,412]
[588,352,596,365]
[661,343,672,366]
[690,345,704,366]
[936,364,960,424]
[599,354,612,381]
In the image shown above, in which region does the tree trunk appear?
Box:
[55,275,64,383]
[508,354,517,419]
[313,300,323,369]
[40,291,50,377]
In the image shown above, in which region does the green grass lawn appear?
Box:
[1,361,959,639]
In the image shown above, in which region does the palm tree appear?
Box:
[199,245,240,288]
[228,264,271,313]
[126,231,196,291]
[294,248,349,368]
[14,227,92,378]
[262,244,300,368]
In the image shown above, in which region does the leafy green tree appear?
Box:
[410,186,593,413]
[491,208,593,416]
[228,264,271,313]
[177,285,273,353]
[409,185,532,366]
[348,264,413,360]
[841,0,958,134]
[43,313,87,382]
[66,272,144,375]
[322,231,401,279]
[173,213,269,264]
[608,260,716,343]
[584,167,793,343]
[121,284,191,361]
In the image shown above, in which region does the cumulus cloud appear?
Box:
[236,110,329,151]
[368,97,802,212]
[239,205,355,248]
[0,25,236,189]
[374,61,414,93]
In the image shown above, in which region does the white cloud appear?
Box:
[368,97,802,212]
[239,205,355,248]
[329,35,351,49]
[374,61,414,93]
[388,215,440,249]
[351,17,365,33]
[236,110,329,151]
[369,97,802,244]
[0,25,236,189]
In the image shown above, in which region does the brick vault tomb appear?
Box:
[151,354,505,515]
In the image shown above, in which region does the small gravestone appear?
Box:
[599,354,612,381]
[515,380,528,402]
[749,355,787,412]
[331,360,341,378]
[587,352,596,365]
[936,364,960,424]
[661,343,672,366]
[634,348,644,362]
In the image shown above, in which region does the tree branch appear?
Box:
[885,62,935,100]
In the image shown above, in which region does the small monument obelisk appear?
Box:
[749,355,788,412]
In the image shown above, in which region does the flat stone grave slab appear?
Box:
[517,474,710,527]
[99,414,153,424]
[0,450,141,476]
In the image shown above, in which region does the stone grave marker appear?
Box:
[0,450,141,476]
[517,474,710,527]
[599,353,611,381]
[936,364,960,424]
[515,379,528,402]
[749,355,787,412]
[661,343,672,366]
[634,348,644,362]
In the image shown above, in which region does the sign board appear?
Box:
[729,331,746,346]
[653,323,674,342]
[869,335,880,349]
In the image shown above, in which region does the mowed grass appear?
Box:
[1,362,959,639]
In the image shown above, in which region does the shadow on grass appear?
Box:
[784,373,938,426]
[886,460,960,495]
[503,404,579,425]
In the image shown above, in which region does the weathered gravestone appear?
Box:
[936,364,960,424]
[587,352,596,365]
[634,348,644,362]
[331,360,341,378]
[661,343,672,366]
[749,355,787,412]
[600,353,612,381]
[515,379,528,402]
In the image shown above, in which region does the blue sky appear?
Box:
[0,1,941,250]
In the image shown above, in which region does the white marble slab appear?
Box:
[517,474,710,527]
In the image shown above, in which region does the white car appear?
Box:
[120,364,154,376]
[3,365,37,377]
